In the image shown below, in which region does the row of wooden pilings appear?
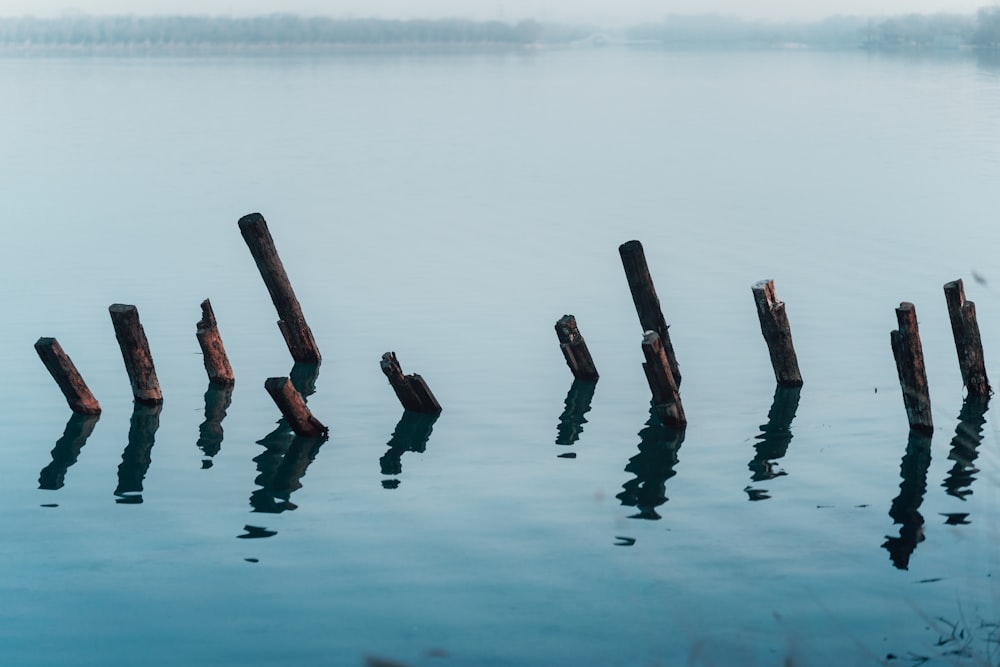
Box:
[35,214,990,438]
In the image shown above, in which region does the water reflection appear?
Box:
[39,413,100,490]
[617,405,685,520]
[882,430,932,570]
[381,411,438,489]
[941,396,989,509]
[196,383,233,468]
[290,361,320,398]
[555,380,596,457]
[115,403,162,504]
[745,386,801,501]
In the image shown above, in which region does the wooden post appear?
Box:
[264,376,327,438]
[751,280,803,387]
[619,240,681,386]
[555,315,599,381]
[890,302,933,433]
[380,352,442,414]
[944,279,990,397]
[109,304,162,405]
[641,331,686,428]
[34,337,102,415]
[196,299,235,386]
[238,212,321,364]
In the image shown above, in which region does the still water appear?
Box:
[2,46,1000,666]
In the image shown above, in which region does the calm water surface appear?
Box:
[2,47,1000,666]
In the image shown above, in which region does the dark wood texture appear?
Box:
[751,279,803,387]
[641,331,686,428]
[264,376,328,438]
[944,279,990,396]
[380,352,442,414]
[196,299,235,386]
[619,240,681,386]
[34,337,102,415]
[109,304,163,405]
[890,302,933,433]
[554,314,599,381]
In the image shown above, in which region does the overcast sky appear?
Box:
[0,0,994,23]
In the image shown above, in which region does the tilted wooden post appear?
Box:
[751,280,803,387]
[891,302,933,433]
[238,212,321,364]
[641,331,686,428]
[264,376,328,438]
[109,304,163,405]
[555,315,599,381]
[196,299,235,386]
[620,240,681,386]
[944,279,990,397]
[380,352,442,414]
[34,337,102,415]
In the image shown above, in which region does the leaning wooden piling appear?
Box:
[555,315,599,381]
[620,240,681,386]
[264,377,328,438]
[890,302,933,433]
[34,337,102,415]
[380,352,442,414]
[751,279,803,387]
[109,304,162,405]
[944,279,990,397]
[196,299,235,386]
[238,212,321,364]
[641,331,686,428]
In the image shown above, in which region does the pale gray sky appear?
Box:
[0,0,994,23]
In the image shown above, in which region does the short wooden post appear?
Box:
[620,240,681,386]
[34,337,102,415]
[196,299,235,386]
[380,352,442,414]
[238,212,321,364]
[944,279,990,397]
[752,280,803,387]
[109,304,162,405]
[554,315,599,381]
[641,331,686,428]
[264,376,327,438]
[891,302,933,433]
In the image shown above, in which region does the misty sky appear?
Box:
[0,0,993,23]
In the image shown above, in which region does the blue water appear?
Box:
[2,47,1000,666]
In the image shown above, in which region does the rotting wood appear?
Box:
[264,376,328,438]
[641,331,686,428]
[944,279,990,397]
[890,302,933,434]
[751,279,803,387]
[238,212,321,364]
[555,314,599,381]
[109,304,163,405]
[619,240,681,386]
[196,299,235,386]
[34,337,102,415]
[380,352,442,414]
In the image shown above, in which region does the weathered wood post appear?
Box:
[34,337,102,415]
[890,302,933,433]
[238,212,321,364]
[264,376,327,438]
[380,352,442,414]
[751,280,803,387]
[555,315,599,381]
[641,331,686,428]
[620,240,681,386]
[196,299,235,386]
[943,279,990,397]
[109,304,162,405]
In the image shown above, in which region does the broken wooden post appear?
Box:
[380,352,442,414]
[944,279,990,397]
[619,240,681,386]
[34,337,102,415]
[264,376,327,438]
[555,315,599,381]
[196,299,235,386]
[890,302,933,433]
[641,331,686,428]
[238,212,321,364]
[751,279,803,387]
[109,304,162,405]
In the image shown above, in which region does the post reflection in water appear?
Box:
[39,413,101,490]
[745,386,801,501]
[196,383,234,468]
[617,405,685,520]
[941,396,989,524]
[381,411,438,489]
[883,430,933,570]
[555,380,596,458]
[115,403,162,504]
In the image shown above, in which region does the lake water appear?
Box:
[2,46,1000,666]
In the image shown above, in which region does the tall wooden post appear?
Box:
[238,212,321,364]
[891,302,933,433]
[264,376,327,438]
[620,240,681,386]
[196,299,235,386]
[752,280,803,387]
[641,331,686,428]
[380,352,442,414]
[34,337,102,415]
[109,304,162,405]
[943,279,990,397]
[555,315,599,381]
